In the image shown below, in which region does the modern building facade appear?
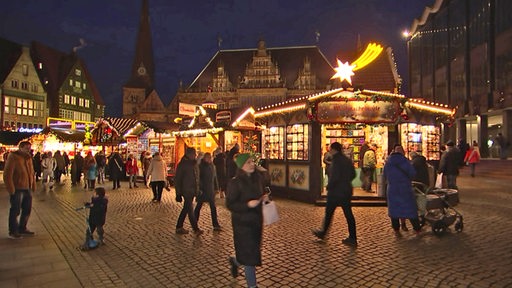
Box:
[407,0,512,157]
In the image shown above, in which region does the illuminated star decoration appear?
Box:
[331,60,356,85]
[331,43,384,85]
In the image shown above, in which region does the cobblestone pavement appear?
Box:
[1,171,512,287]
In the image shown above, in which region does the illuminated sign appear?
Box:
[75,121,95,131]
[18,127,43,133]
[179,103,197,117]
[47,118,73,129]
[216,111,231,123]
[316,100,400,123]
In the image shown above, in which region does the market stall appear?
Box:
[255,88,456,203]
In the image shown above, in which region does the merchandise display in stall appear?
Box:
[325,124,365,165]
[263,126,285,160]
[400,123,440,160]
[286,124,309,160]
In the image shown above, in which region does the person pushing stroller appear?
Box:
[83,187,108,248]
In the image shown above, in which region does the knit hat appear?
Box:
[235,153,251,168]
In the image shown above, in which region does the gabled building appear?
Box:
[0,38,46,131]
[30,41,105,123]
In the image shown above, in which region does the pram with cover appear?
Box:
[413,181,464,235]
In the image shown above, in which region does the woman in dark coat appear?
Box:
[226,153,269,288]
[194,152,221,230]
[213,147,227,198]
[33,152,42,181]
[383,145,421,233]
[108,151,123,190]
[410,151,430,187]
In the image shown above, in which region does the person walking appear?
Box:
[53,150,65,183]
[174,147,202,235]
[108,150,124,190]
[226,143,240,180]
[313,142,358,247]
[146,152,167,202]
[457,138,470,167]
[194,152,221,231]
[495,133,509,160]
[33,152,42,182]
[125,153,139,189]
[41,151,56,191]
[141,151,152,186]
[94,150,107,184]
[226,153,270,288]
[74,152,84,185]
[83,152,97,190]
[63,151,70,176]
[439,140,461,189]
[464,141,481,177]
[362,143,377,192]
[3,141,36,239]
[213,147,227,198]
[383,145,422,235]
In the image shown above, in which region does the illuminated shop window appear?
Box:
[263,126,284,160]
[286,124,309,160]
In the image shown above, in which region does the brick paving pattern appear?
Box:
[1,165,511,287]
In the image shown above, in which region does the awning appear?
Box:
[0,131,36,146]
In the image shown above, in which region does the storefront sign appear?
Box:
[179,103,197,117]
[47,118,73,129]
[75,121,95,131]
[18,127,43,133]
[316,100,400,123]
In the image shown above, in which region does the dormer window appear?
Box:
[75,69,81,76]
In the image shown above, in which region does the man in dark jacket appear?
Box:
[226,143,240,180]
[174,147,202,235]
[439,140,461,189]
[313,142,357,247]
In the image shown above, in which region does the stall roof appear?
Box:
[254,88,456,122]
[144,121,180,133]
[40,127,85,143]
[99,117,146,137]
[0,131,36,146]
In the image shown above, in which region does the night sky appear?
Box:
[1,0,432,117]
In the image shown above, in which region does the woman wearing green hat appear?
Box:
[226,153,269,288]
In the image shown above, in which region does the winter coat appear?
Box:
[33,153,42,174]
[41,156,56,174]
[3,150,36,194]
[197,160,218,202]
[88,195,108,226]
[174,155,199,198]
[464,147,480,164]
[226,169,265,266]
[83,155,97,180]
[87,164,97,180]
[327,151,356,201]
[213,153,227,191]
[384,152,418,219]
[439,146,461,176]
[226,146,240,180]
[142,156,152,173]
[54,152,66,171]
[411,154,430,186]
[94,153,106,168]
[147,155,167,182]
[125,158,138,175]
[363,149,376,169]
[108,153,124,180]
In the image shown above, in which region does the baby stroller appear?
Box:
[412,181,464,235]
[75,204,99,251]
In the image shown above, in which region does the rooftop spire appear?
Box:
[125,0,155,92]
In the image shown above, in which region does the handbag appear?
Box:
[262,199,279,225]
[435,173,443,188]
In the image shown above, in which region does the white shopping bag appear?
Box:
[435,173,443,189]
[262,200,279,225]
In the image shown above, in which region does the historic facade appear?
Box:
[407,0,512,157]
[0,38,47,130]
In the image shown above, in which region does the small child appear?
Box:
[84,187,108,247]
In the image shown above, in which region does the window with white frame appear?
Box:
[75,81,81,88]
[21,82,28,90]
[83,83,87,90]
[75,69,81,76]
[64,94,70,104]
[79,98,84,106]
[71,96,76,105]
[85,99,90,108]
[69,79,73,86]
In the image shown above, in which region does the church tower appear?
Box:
[123,0,155,117]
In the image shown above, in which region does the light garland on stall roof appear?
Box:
[231,107,255,127]
[172,127,224,137]
[255,103,306,118]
